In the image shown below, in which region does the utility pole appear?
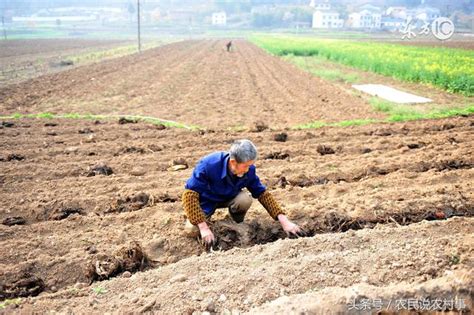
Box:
[137,0,141,52]
[2,16,6,40]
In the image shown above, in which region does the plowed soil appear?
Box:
[0,39,130,86]
[0,40,384,129]
[0,39,473,314]
[391,39,474,50]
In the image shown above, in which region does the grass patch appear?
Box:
[295,118,376,129]
[68,41,163,65]
[295,120,327,129]
[283,55,359,83]
[294,104,474,129]
[369,97,425,122]
[227,125,247,132]
[312,69,359,83]
[333,119,377,127]
[387,112,425,122]
[0,298,22,309]
[425,105,474,119]
[0,112,199,130]
[92,287,107,295]
[369,98,394,113]
[36,112,55,119]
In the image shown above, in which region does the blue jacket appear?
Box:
[185,151,266,215]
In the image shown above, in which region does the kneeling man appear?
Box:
[182,139,305,248]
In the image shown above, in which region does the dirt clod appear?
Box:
[118,117,137,124]
[373,129,393,136]
[0,272,45,299]
[316,145,335,155]
[115,146,147,156]
[156,193,178,203]
[1,121,14,127]
[2,216,27,226]
[107,192,151,213]
[154,124,167,130]
[86,163,114,176]
[85,241,149,282]
[289,175,314,187]
[78,128,93,134]
[407,143,423,149]
[254,121,269,132]
[2,154,25,162]
[273,133,288,142]
[49,207,84,221]
[59,60,74,67]
[435,159,472,171]
[264,152,290,160]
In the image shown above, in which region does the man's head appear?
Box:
[228,139,257,177]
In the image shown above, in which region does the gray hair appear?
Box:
[229,139,258,163]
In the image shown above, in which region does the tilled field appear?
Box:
[391,39,474,50]
[0,39,473,314]
[0,115,473,313]
[0,39,130,86]
[0,40,383,129]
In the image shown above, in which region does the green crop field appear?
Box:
[251,35,474,97]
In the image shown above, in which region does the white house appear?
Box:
[309,0,331,11]
[386,6,408,19]
[212,11,226,26]
[312,10,343,28]
[348,10,381,29]
[358,4,382,14]
[381,17,405,30]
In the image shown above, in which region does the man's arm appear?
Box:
[257,190,285,220]
[258,190,307,237]
[183,159,211,224]
[246,167,305,236]
[182,189,215,247]
[182,189,206,225]
[183,161,216,247]
[244,166,285,221]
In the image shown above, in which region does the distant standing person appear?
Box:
[226,40,232,52]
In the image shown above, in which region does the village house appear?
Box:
[309,0,331,11]
[348,9,381,29]
[211,11,226,26]
[312,10,343,28]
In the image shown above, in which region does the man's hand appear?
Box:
[277,214,307,238]
[198,221,216,250]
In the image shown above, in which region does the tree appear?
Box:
[214,0,252,14]
[251,12,284,28]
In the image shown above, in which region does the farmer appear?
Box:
[226,40,232,52]
[182,139,306,249]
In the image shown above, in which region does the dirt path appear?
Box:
[0,40,384,129]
